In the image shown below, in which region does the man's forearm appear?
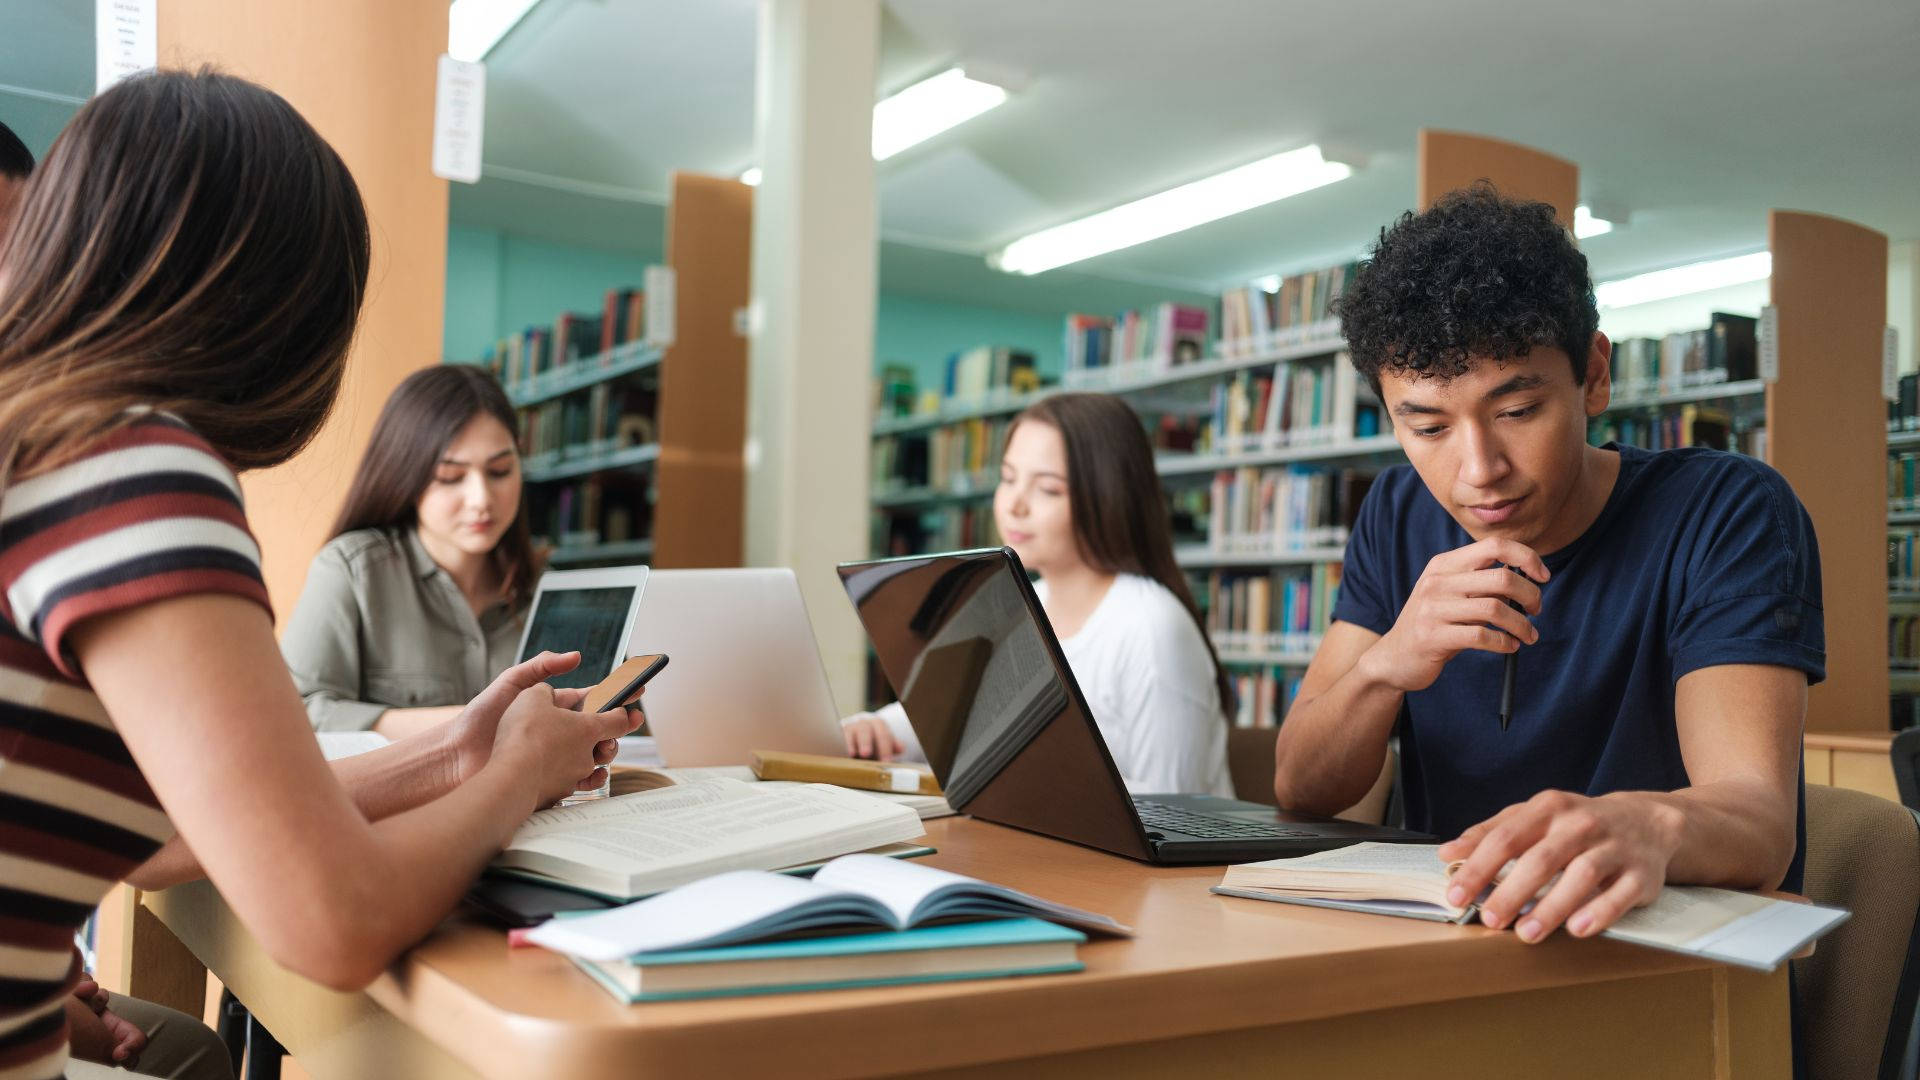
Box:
[1272,650,1406,813]
[127,725,467,889]
[1609,779,1797,891]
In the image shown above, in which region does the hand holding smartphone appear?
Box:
[583,653,668,714]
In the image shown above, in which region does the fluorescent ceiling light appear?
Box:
[1594,251,1771,309]
[449,0,542,64]
[1253,274,1282,293]
[991,145,1352,276]
[1574,205,1614,240]
[871,68,1008,162]
[736,67,1009,184]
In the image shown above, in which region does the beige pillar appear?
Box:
[745,0,880,709]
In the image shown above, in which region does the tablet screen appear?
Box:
[517,586,639,690]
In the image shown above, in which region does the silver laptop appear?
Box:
[626,568,848,766]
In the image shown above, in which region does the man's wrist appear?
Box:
[1604,791,1687,861]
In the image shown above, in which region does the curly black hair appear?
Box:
[1334,184,1597,396]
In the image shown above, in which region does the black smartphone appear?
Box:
[582,652,668,714]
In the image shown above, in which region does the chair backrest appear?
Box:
[1791,783,1920,1080]
[1227,727,1396,826]
[1893,726,1920,811]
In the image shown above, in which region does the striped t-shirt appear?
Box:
[0,417,268,1080]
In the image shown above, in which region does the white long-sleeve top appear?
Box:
[857,573,1232,797]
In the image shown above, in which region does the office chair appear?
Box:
[1792,784,1920,1080]
[1893,725,1920,812]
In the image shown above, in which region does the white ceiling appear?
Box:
[459,0,1920,308]
[5,0,1917,313]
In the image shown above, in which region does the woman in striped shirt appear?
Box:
[0,71,633,1080]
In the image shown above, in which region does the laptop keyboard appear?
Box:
[1133,799,1323,840]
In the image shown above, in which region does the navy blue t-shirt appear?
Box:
[1330,443,1824,891]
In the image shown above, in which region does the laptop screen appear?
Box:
[517,585,639,691]
[839,548,1151,860]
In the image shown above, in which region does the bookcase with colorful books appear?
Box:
[459,172,754,571]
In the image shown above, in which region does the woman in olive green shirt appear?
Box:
[283,365,541,738]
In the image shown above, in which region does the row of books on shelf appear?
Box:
[1591,406,1762,456]
[1608,313,1757,398]
[1892,615,1920,669]
[1064,303,1210,374]
[1217,263,1358,357]
[520,385,657,465]
[872,416,1010,496]
[1207,467,1373,556]
[1201,355,1381,454]
[1202,565,1343,662]
[483,267,674,390]
[1889,455,1920,512]
[1227,667,1308,731]
[1889,531,1920,587]
[527,475,651,552]
[873,503,993,558]
[1889,374,1920,432]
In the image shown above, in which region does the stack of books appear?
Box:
[525,853,1130,1003]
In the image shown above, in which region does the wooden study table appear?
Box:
[139,815,1790,1079]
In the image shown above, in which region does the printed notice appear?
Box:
[432,54,486,184]
[96,0,157,93]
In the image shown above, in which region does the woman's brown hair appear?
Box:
[331,365,540,609]
[0,69,369,483]
[1009,393,1233,720]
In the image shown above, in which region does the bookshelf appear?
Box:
[471,172,752,571]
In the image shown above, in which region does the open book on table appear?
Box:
[525,851,1133,963]
[611,764,955,821]
[491,777,925,902]
[1211,842,1849,972]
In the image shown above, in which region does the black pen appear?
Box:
[1499,565,1530,732]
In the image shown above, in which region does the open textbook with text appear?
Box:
[1212,842,1849,972]
[491,777,926,901]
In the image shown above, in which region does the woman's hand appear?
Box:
[449,652,584,782]
[842,713,903,760]
[488,681,636,809]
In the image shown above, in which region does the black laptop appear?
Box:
[837,547,1430,864]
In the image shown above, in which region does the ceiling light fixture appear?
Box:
[1594,251,1772,309]
[1574,205,1614,240]
[990,145,1352,276]
[448,0,543,63]
[871,68,1008,162]
[739,167,763,187]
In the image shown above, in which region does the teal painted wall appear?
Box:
[443,225,663,361]
[873,293,1063,394]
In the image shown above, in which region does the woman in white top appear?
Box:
[844,393,1233,796]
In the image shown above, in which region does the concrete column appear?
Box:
[745,0,880,710]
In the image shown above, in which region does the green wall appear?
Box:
[873,293,1064,394]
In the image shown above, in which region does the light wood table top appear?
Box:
[146,815,1789,1078]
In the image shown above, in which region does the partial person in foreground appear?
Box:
[283,364,540,739]
[1274,185,1819,945]
[844,392,1235,797]
[0,117,30,243]
[0,70,630,1080]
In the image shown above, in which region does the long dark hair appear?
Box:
[1010,393,1232,720]
[0,69,368,483]
[331,365,540,609]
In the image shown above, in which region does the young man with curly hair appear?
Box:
[1274,186,1820,947]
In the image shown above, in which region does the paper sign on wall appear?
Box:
[1889,326,1903,402]
[1758,305,1780,383]
[96,0,157,94]
[644,266,676,347]
[432,55,486,185]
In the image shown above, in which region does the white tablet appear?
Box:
[513,566,650,691]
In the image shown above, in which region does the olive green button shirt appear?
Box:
[281,528,527,732]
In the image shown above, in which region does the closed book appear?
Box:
[750,749,942,796]
[570,917,1084,1003]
